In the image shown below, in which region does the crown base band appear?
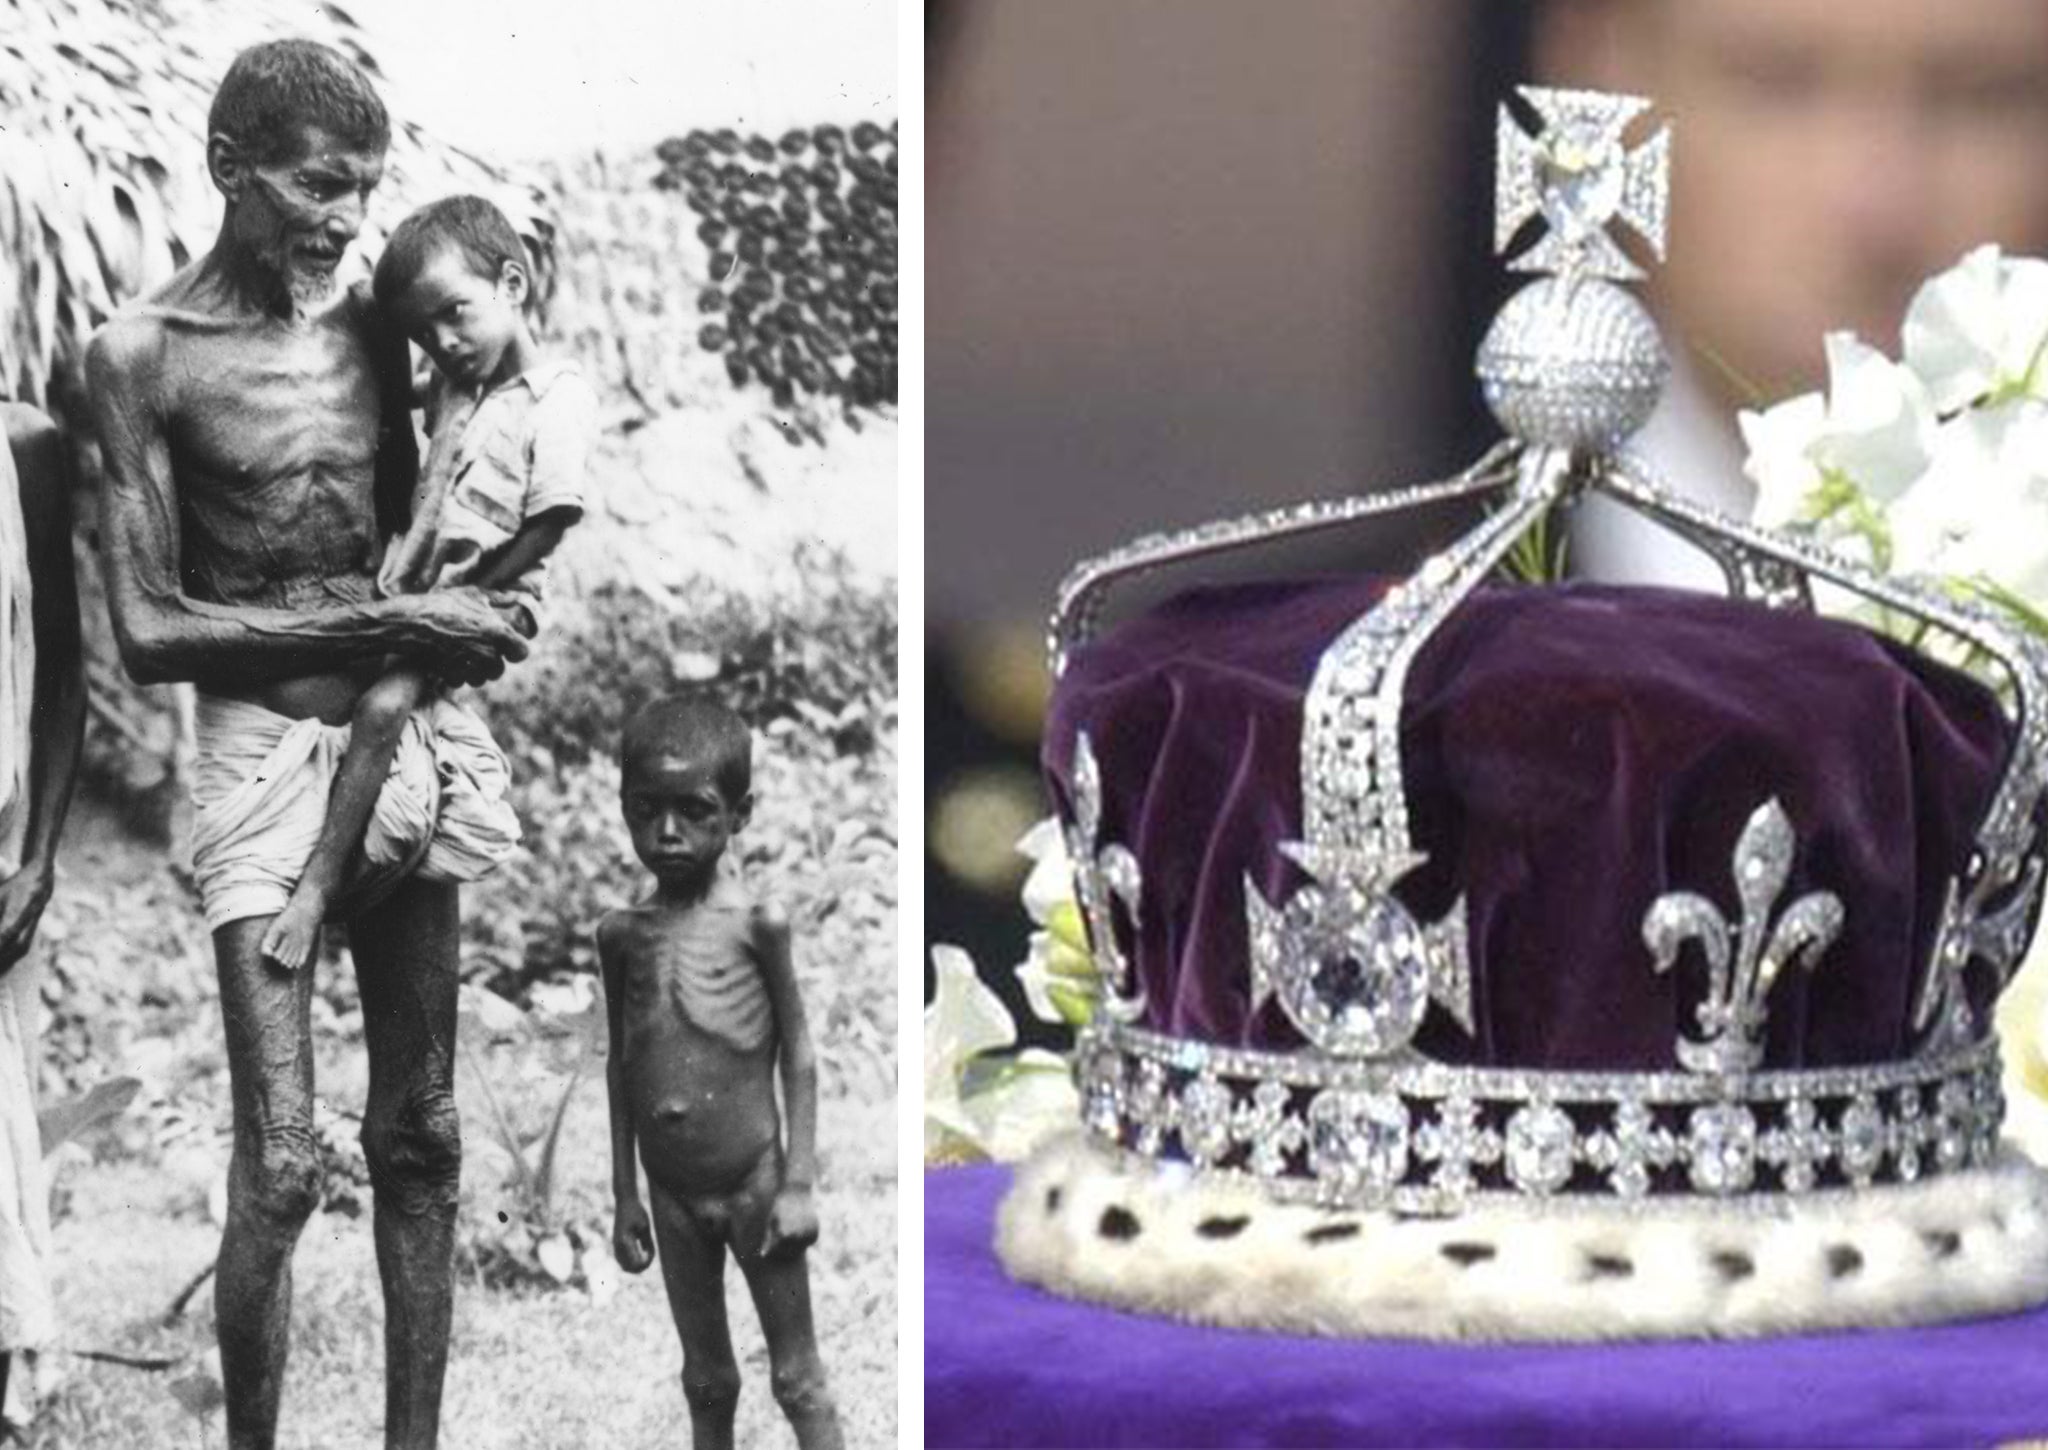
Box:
[999,1131,2048,1341]
[1080,1023,2005,1211]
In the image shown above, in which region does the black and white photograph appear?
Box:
[0,1,897,1445]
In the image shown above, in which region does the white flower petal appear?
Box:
[963,1050,1080,1162]
[1903,244,2009,412]
[1739,391,1827,527]
[1016,818,1074,925]
[925,945,1019,1102]
[1813,333,1935,500]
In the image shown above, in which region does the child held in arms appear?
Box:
[261,195,597,970]
[601,697,842,1450]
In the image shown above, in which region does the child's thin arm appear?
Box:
[598,918,654,1270]
[757,906,820,1190]
[469,505,579,593]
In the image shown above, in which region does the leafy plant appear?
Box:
[454,980,611,1292]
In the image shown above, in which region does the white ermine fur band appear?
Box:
[997,1132,2048,1340]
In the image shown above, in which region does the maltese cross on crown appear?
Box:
[1496,86,1670,282]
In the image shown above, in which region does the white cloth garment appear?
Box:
[190,691,520,931]
[1568,358,1756,590]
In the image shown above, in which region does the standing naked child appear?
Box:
[261,194,596,970]
[601,698,843,1450]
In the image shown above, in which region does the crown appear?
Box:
[999,88,2048,1339]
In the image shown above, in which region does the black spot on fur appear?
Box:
[1305,1222,1359,1245]
[1584,1252,1634,1280]
[1709,1250,1754,1282]
[1098,1206,1141,1241]
[1825,1244,1864,1278]
[1044,1186,1062,1215]
[1921,1228,1962,1260]
[1440,1241,1496,1267]
[1196,1215,1249,1240]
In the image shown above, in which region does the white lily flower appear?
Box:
[925,944,1019,1159]
[1892,400,2048,595]
[1011,816,1101,1026]
[962,1048,1080,1162]
[1738,391,1827,528]
[1016,816,1072,926]
[1885,410,2003,577]
[1903,244,2048,412]
[1809,333,1937,501]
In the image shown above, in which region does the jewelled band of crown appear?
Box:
[1079,800,2016,1210]
[1077,1021,2004,1212]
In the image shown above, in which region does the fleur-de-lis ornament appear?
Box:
[1066,732,1145,1022]
[1643,798,1844,1076]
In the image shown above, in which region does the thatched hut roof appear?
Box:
[0,0,559,419]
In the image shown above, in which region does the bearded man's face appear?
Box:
[231,124,386,308]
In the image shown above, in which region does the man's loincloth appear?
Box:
[190,691,520,931]
[670,1147,785,1261]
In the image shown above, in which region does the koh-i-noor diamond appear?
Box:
[1258,879,1432,1057]
[1308,1087,1411,1202]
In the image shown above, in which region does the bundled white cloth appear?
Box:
[191,690,520,930]
[0,437,48,1431]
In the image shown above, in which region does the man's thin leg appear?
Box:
[351,877,462,1450]
[650,1188,743,1450]
[736,1238,843,1450]
[213,916,321,1450]
[263,667,428,971]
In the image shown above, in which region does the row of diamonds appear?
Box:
[1047,445,1519,675]
[1079,1025,2003,1212]
[1302,453,1569,856]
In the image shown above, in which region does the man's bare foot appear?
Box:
[260,891,327,972]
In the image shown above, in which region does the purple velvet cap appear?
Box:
[1043,578,2014,1072]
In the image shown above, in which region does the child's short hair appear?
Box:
[210,39,390,167]
[622,696,753,807]
[373,195,528,309]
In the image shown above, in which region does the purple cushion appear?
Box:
[927,1164,2048,1448]
[1044,579,2011,1069]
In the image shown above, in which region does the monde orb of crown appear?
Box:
[1475,276,1667,453]
[1475,87,1673,454]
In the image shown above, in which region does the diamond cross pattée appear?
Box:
[1496,87,1669,282]
[1412,1093,1501,1200]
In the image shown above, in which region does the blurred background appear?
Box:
[3,1,897,1442]
[924,0,2048,1037]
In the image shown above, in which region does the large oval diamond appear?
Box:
[1307,1087,1410,1204]
[1279,886,1431,1057]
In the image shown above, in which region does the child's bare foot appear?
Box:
[261,889,328,972]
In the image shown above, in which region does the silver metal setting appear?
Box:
[1076,1021,2004,1213]
[1066,731,1146,1023]
[1038,86,2048,1216]
[1644,798,1845,1077]
[1495,86,1669,282]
